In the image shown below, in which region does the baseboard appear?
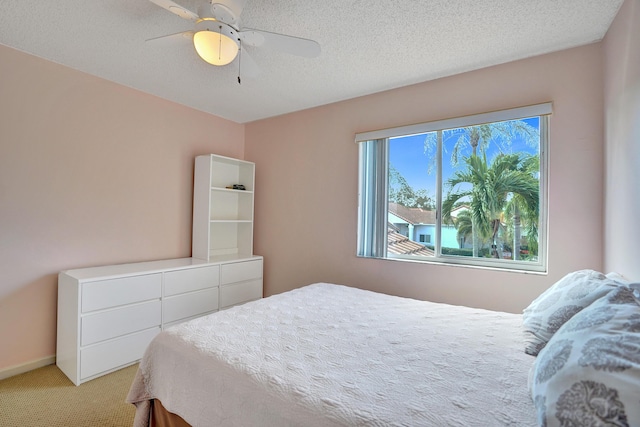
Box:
[0,355,56,381]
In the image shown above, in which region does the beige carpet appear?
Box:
[0,363,137,427]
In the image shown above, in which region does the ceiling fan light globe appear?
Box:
[193,30,238,66]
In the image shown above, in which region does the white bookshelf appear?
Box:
[192,154,256,261]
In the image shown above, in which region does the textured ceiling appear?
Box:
[0,0,624,123]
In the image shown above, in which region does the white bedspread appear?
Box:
[127,283,536,426]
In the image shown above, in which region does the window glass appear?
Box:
[388,133,437,258]
[358,105,549,272]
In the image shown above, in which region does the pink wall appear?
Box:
[245,43,606,313]
[0,44,244,372]
[603,0,640,281]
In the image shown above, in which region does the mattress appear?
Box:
[127,283,537,426]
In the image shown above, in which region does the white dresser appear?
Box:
[57,256,262,385]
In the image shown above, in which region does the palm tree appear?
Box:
[424,120,539,171]
[442,153,539,259]
[424,119,540,256]
[503,154,540,259]
[445,209,477,252]
[453,209,474,248]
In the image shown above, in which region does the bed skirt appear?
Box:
[150,399,191,427]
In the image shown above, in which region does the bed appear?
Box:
[127,282,537,426]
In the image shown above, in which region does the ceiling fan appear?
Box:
[148,0,321,82]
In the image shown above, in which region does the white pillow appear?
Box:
[531,286,640,426]
[606,271,631,286]
[522,270,618,355]
[630,283,640,305]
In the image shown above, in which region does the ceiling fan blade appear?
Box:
[146,30,194,45]
[238,29,321,58]
[149,0,199,21]
[239,48,260,79]
[211,0,246,19]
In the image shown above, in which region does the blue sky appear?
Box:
[389,117,540,198]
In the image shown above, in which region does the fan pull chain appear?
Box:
[218,25,223,62]
[237,39,242,85]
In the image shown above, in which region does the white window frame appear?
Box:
[356,103,551,273]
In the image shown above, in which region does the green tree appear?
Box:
[426,119,540,256]
[442,153,539,259]
[423,120,539,172]
[453,209,474,248]
[503,154,540,259]
[389,165,434,209]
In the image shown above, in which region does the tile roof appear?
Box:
[388,203,436,225]
[387,225,434,257]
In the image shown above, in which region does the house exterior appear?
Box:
[388,203,467,249]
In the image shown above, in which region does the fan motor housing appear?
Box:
[194,19,239,45]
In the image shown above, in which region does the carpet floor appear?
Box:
[0,363,137,427]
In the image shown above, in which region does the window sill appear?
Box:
[358,254,548,275]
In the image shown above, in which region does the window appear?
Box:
[357,103,550,272]
[419,234,431,243]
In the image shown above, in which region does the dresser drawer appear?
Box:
[220,279,262,308]
[163,313,210,330]
[164,265,219,297]
[220,259,263,285]
[80,327,159,380]
[81,300,161,346]
[82,274,161,313]
[163,287,219,324]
